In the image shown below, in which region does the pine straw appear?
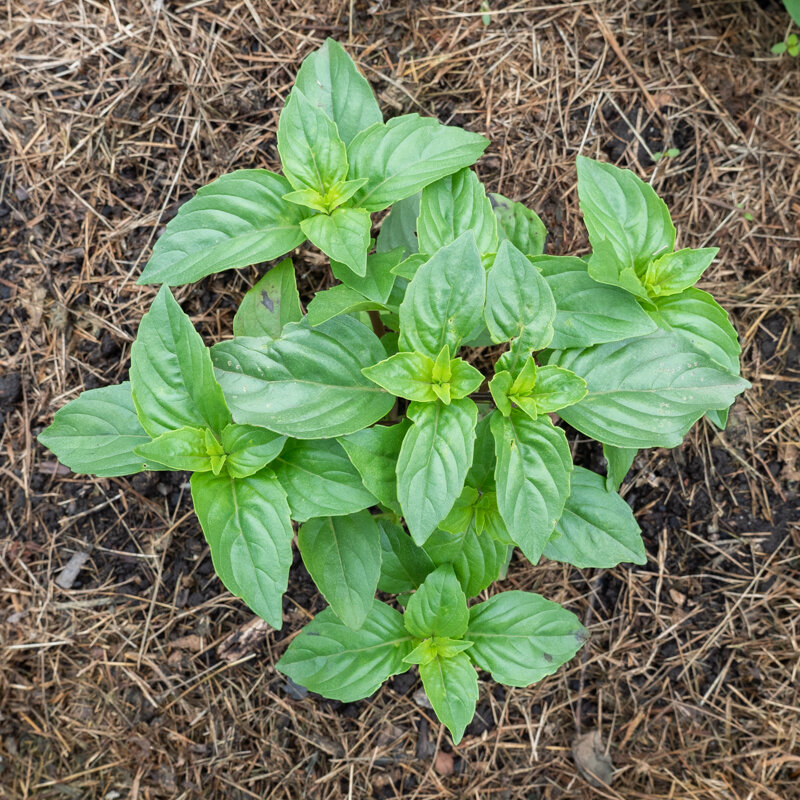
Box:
[1,1,799,798]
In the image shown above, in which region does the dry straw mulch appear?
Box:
[1,1,799,798]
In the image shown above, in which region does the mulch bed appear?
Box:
[1,1,799,797]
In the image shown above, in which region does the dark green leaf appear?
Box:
[419,652,478,745]
[404,564,469,639]
[377,518,435,593]
[331,248,401,304]
[490,193,547,256]
[233,259,302,339]
[306,284,387,326]
[376,194,420,257]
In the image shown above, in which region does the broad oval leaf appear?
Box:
[397,399,478,545]
[529,365,587,414]
[362,351,436,402]
[543,467,646,568]
[484,240,555,349]
[417,168,497,256]
[37,382,161,477]
[467,591,586,686]
[490,411,572,563]
[294,38,383,147]
[298,511,382,630]
[190,469,293,629]
[331,248,401,304]
[399,233,485,359]
[376,194,420,257]
[643,247,718,297]
[404,564,469,639]
[490,193,547,256]
[221,424,286,479]
[138,170,308,286]
[348,115,489,212]
[536,255,657,349]
[300,207,371,276]
[419,652,478,745]
[276,601,413,702]
[306,284,387,326]
[377,519,435,594]
[233,259,303,339]
[131,286,231,437]
[134,426,211,472]
[212,317,394,438]
[548,329,750,448]
[272,438,376,521]
[603,443,637,492]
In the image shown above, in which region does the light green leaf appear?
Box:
[417,168,497,256]
[306,284,387,326]
[377,518,435,593]
[548,329,750,448]
[491,411,573,563]
[399,233,485,359]
[272,438,376,521]
[133,426,211,472]
[301,207,371,276]
[576,155,675,297]
[643,247,718,297]
[277,88,348,195]
[332,248,401,304]
[490,193,547,256]
[191,469,292,628]
[603,443,637,492]
[131,286,231,437]
[450,358,484,400]
[298,511,382,630]
[484,240,555,349]
[221,424,286,479]
[404,564,469,639]
[488,371,513,416]
[376,194,420,257]
[404,637,473,665]
[233,259,302,339]
[362,351,437,402]
[419,652,478,745]
[528,365,587,414]
[536,255,657,349]
[467,591,586,686]
[391,253,428,281]
[37,382,163,477]
[212,317,394,438]
[544,467,645,568]
[138,170,308,286]
[338,422,408,514]
[277,601,413,702]
[294,38,383,147]
[397,399,478,545]
[348,115,489,212]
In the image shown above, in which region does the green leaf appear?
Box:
[528,365,587,414]
[643,247,718,297]
[576,155,675,297]
[484,240,555,349]
[536,255,657,349]
[300,207,371,276]
[138,170,308,286]
[405,637,473,665]
[466,413,496,492]
[221,424,286,479]
[783,0,800,28]
[467,591,586,686]
[133,426,211,472]
[397,399,478,545]
[362,351,437,402]
[399,233,485,359]
[306,284,387,326]
[488,371,513,416]
[37,382,162,477]
[450,359,484,400]
[391,253,428,281]
[298,511,382,630]
[191,469,293,629]
[548,329,750,448]
[603,444,637,492]
[294,38,383,147]
[417,168,498,256]
[377,518,435,593]
[272,438,376,521]
[131,286,232,437]
[233,259,303,339]
[544,467,646,568]
[277,601,413,702]
[338,422,408,514]
[277,88,348,195]
[212,317,394,438]
[419,652,478,745]
[332,248,401,304]
[376,194,420,257]
[772,40,788,54]
[490,411,573,563]
[404,564,469,639]
[348,115,489,212]
[423,524,507,599]
[490,193,547,256]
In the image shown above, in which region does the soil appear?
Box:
[2,1,799,799]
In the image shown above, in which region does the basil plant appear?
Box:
[39,40,749,743]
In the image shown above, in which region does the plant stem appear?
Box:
[368,310,386,338]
